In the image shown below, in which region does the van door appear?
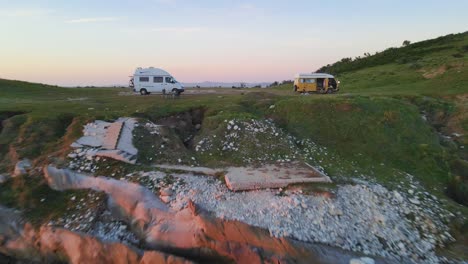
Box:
[152,76,164,92]
[165,76,175,92]
[316,78,324,92]
[162,76,171,93]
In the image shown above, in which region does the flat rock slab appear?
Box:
[101,122,123,150]
[225,162,331,191]
[116,117,138,156]
[71,118,138,164]
[75,121,112,147]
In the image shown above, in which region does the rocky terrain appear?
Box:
[37,166,374,264]
[128,169,453,263]
[1,117,465,263]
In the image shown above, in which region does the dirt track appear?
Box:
[119,88,254,96]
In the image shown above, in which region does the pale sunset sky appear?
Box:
[0,0,467,86]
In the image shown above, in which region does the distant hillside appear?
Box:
[182,81,271,88]
[317,31,468,75]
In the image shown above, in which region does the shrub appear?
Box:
[461,45,468,52]
[447,175,468,206]
[408,62,423,69]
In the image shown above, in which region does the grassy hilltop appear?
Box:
[0,32,467,258]
[318,32,468,96]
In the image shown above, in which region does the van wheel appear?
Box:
[140,89,148,95]
[172,88,180,96]
[162,89,166,95]
[327,88,333,94]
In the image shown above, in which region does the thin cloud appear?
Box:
[150,27,203,33]
[66,17,119,24]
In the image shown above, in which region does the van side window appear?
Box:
[139,77,149,82]
[305,79,315,83]
[300,79,305,83]
[165,77,173,83]
[154,77,163,83]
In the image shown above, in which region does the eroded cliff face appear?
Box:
[0,206,192,264]
[42,166,314,263]
[0,166,389,263]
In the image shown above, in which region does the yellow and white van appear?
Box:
[293,73,339,94]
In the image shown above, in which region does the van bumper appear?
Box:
[178,88,185,94]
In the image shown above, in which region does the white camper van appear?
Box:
[130,67,185,95]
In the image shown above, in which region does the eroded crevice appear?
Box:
[408,97,468,206]
[153,108,205,149]
[0,112,28,171]
[0,111,26,134]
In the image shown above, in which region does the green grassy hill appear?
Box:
[318,31,468,96]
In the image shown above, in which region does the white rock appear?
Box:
[409,198,420,205]
[349,257,375,264]
[329,208,343,216]
[393,191,404,203]
[70,142,83,148]
[13,159,32,177]
[374,214,386,224]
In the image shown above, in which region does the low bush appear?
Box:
[447,175,468,206]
